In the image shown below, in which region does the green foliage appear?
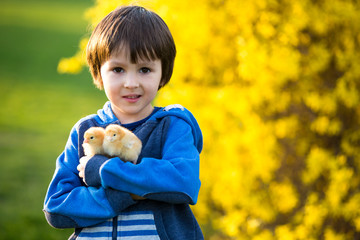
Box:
[0,0,106,239]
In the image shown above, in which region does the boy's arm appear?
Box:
[93,117,202,204]
[43,126,136,229]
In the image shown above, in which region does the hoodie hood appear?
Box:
[151,104,203,153]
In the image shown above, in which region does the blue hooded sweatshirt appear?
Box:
[43,102,204,240]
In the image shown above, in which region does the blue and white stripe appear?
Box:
[76,220,112,239]
[77,211,160,240]
[117,211,160,239]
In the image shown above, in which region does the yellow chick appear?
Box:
[103,124,142,164]
[82,127,105,157]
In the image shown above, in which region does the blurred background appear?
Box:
[1,0,360,239]
[0,0,105,239]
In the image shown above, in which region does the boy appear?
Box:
[43,5,204,240]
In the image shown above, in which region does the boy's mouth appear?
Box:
[124,95,141,99]
[123,94,141,102]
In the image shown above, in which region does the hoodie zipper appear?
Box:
[112,216,118,240]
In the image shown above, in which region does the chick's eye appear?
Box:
[90,136,94,140]
[139,67,151,74]
[113,67,124,73]
[113,133,116,137]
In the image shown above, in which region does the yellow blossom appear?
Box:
[61,0,360,238]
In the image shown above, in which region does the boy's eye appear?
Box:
[139,67,151,74]
[113,67,124,73]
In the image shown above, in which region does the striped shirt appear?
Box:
[76,211,160,240]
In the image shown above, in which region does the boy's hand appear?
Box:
[130,193,146,200]
[77,156,91,179]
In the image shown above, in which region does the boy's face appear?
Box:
[100,47,162,124]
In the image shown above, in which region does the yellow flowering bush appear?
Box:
[60,0,360,238]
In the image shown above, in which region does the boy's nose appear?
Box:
[124,73,139,88]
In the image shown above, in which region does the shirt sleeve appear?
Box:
[99,117,202,205]
[43,125,136,229]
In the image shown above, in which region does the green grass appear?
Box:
[0,1,91,34]
[0,0,108,239]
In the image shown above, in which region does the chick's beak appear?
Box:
[105,135,112,142]
[84,138,89,143]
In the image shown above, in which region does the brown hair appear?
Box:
[86,6,176,89]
